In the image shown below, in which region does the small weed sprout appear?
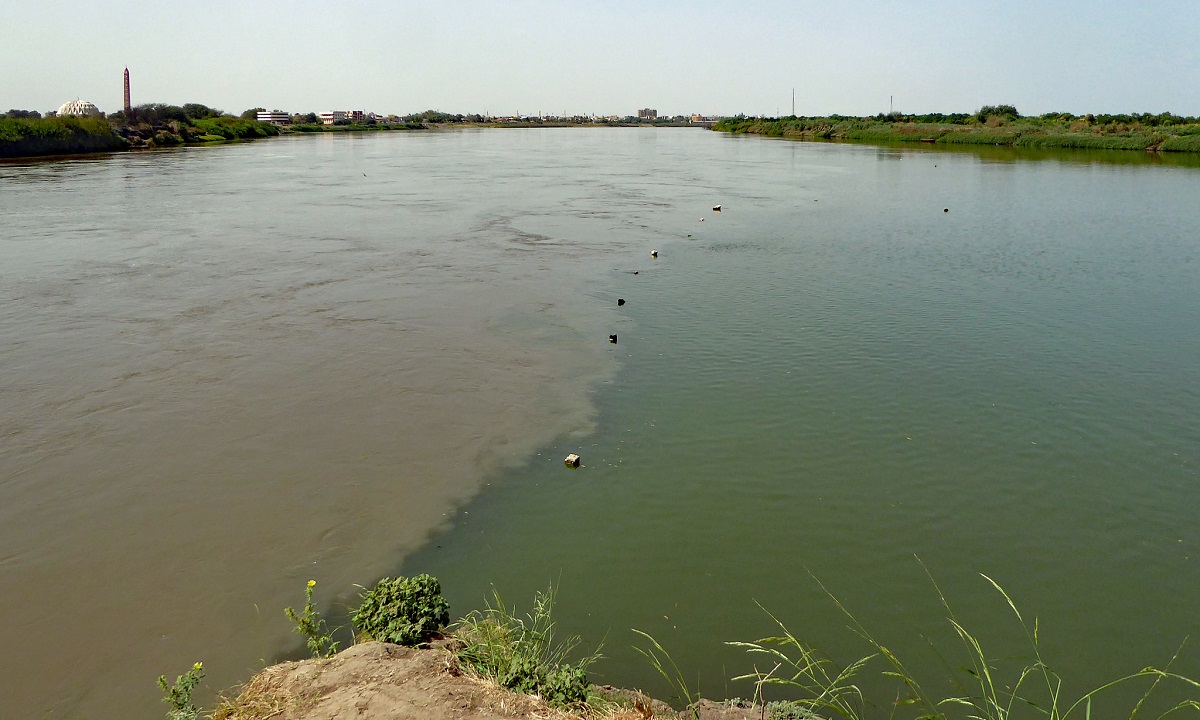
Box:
[157,661,204,720]
[351,574,449,646]
[284,579,340,658]
[455,584,601,708]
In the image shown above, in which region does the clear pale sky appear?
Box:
[7,0,1199,118]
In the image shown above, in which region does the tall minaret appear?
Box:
[123,68,131,114]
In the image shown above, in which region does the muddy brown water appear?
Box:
[0,129,702,717]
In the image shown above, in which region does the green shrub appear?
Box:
[351,574,449,645]
[157,661,204,720]
[151,130,183,146]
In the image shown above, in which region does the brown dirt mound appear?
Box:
[212,641,771,720]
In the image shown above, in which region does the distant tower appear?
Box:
[123,68,131,114]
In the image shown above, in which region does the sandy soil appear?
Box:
[213,641,771,720]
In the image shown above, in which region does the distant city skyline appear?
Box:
[6,0,1199,118]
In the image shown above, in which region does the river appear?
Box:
[1,129,1198,718]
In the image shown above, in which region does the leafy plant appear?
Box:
[351,574,449,646]
[284,579,339,658]
[455,584,600,708]
[157,661,205,720]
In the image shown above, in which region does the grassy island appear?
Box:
[713,106,1200,153]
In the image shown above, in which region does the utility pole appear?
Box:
[792,88,795,116]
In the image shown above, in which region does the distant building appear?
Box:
[256,111,291,125]
[318,110,364,125]
[638,108,658,119]
[57,99,102,117]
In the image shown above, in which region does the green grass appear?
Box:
[936,129,1023,145]
[1015,133,1158,150]
[454,584,602,709]
[723,564,1200,720]
[1159,135,1200,152]
[633,629,704,718]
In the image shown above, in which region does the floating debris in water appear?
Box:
[609,334,618,344]
[618,298,626,306]
[712,205,722,212]
[650,250,658,258]
[944,208,949,213]
[564,454,581,468]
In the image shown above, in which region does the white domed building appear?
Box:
[57,99,102,117]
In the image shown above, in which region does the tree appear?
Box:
[303,112,318,124]
[183,103,222,120]
[4,109,41,119]
[975,104,1020,123]
[240,107,265,120]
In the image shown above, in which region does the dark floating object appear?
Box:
[943,208,949,213]
[564,453,581,468]
[618,298,626,306]
[650,250,658,258]
[633,271,639,275]
[712,205,722,212]
[609,334,618,344]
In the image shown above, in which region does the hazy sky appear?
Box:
[7,0,1199,118]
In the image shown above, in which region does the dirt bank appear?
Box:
[213,641,770,720]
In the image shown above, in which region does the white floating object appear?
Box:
[650,250,658,258]
[564,453,581,468]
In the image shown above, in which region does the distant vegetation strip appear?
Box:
[0,116,128,158]
[0,104,281,159]
[713,107,1200,153]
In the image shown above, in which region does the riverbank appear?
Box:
[211,641,755,720]
[713,114,1200,152]
[0,117,696,159]
[200,567,1200,720]
[0,116,128,157]
[0,113,282,158]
